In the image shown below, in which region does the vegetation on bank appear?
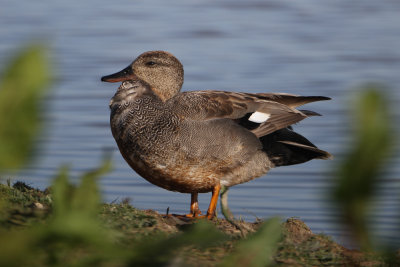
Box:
[0,181,393,266]
[0,44,399,266]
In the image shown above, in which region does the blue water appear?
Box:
[1,0,399,247]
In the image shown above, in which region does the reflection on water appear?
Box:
[1,0,399,247]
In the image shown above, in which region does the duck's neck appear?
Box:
[148,76,183,102]
[109,80,165,141]
[109,80,162,109]
[152,87,179,102]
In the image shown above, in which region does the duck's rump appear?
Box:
[259,127,332,167]
[234,110,332,167]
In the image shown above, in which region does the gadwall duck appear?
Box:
[101,51,331,219]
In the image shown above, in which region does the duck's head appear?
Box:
[101,51,184,101]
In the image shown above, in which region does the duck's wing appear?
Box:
[169,90,330,137]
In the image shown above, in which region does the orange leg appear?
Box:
[205,184,221,219]
[185,193,202,218]
[186,184,220,219]
[165,184,220,220]
[190,193,201,216]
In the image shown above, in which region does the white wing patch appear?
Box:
[248,111,270,123]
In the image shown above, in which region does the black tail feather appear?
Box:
[260,128,332,167]
[299,109,322,117]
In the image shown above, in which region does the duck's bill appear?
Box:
[101,66,136,82]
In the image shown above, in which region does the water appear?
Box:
[1,0,399,247]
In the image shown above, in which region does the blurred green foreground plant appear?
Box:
[0,44,51,170]
[333,85,397,253]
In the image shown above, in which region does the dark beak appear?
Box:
[101,65,136,82]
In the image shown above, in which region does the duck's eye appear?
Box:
[146,61,156,66]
